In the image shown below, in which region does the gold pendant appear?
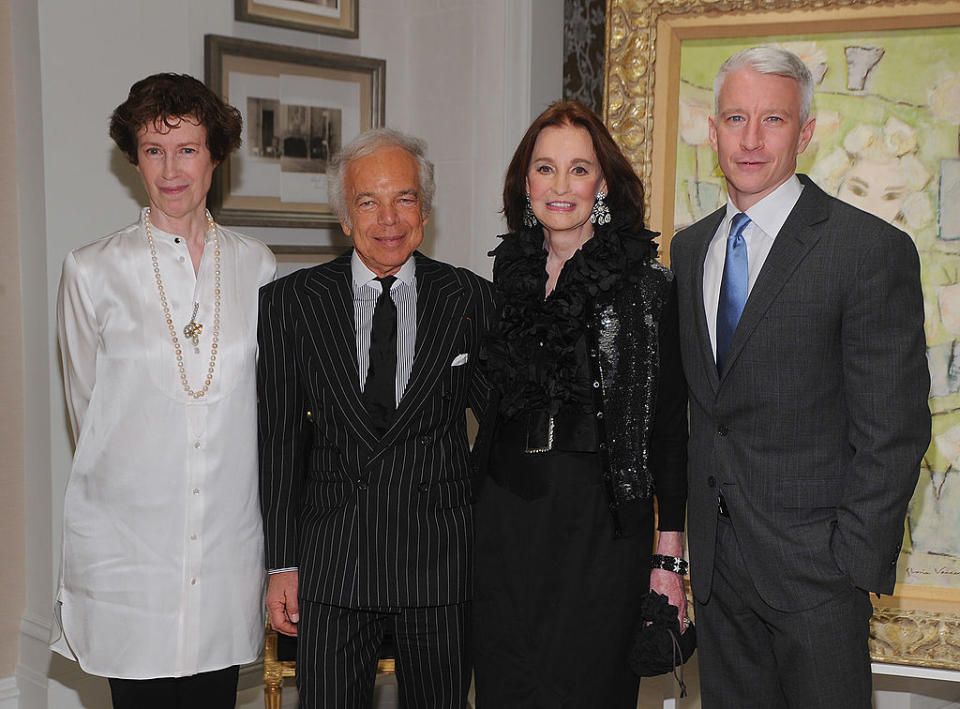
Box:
[183,302,203,347]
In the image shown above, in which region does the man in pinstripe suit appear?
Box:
[257,128,494,708]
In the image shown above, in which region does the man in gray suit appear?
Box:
[671,47,930,708]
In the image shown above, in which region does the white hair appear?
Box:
[327,127,435,228]
[714,46,814,123]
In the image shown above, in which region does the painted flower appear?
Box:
[882,116,918,158]
[843,123,886,162]
[776,41,828,84]
[678,96,711,147]
[809,146,852,195]
[929,74,960,124]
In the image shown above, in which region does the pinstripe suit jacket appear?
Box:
[670,175,930,611]
[258,250,494,609]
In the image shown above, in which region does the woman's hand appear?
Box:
[650,531,688,632]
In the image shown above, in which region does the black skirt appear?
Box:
[472,425,654,709]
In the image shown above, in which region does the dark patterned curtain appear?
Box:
[563,0,607,113]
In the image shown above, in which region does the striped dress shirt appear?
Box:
[352,252,417,406]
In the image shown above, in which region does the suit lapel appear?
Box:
[720,177,829,380]
[691,209,725,391]
[374,253,466,452]
[303,253,379,450]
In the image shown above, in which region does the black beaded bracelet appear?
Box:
[650,554,688,576]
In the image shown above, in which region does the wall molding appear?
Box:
[17,610,51,707]
[0,676,19,708]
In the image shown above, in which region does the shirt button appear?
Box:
[193,488,200,495]
[190,578,197,585]
[194,441,202,449]
[356,480,368,490]
[592,381,600,389]
[190,534,198,540]
[179,256,186,263]
[596,411,604,419]
[174,237,182,244]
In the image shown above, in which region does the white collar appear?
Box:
[351,250,416,289]
[725,175,803,239]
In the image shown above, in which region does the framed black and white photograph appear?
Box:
[235,0,359,38]
[204,34,385,228]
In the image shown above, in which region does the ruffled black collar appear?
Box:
[484,221,656,419]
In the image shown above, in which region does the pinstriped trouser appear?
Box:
[296,599,471,709]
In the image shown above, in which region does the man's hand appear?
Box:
[266,570,300,637]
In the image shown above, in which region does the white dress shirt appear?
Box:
[702,176,804,358]
[352,251,417,405]
[53,209,276,679]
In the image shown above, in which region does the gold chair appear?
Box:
[263,624,397,708]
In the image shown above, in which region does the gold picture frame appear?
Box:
[236,0,358,38]
[605,0,960,670]
[204,34,385,228]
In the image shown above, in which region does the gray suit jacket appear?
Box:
[671,175,930,611]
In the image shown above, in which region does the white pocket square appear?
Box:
[450,353,469,367]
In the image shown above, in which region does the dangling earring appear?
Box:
[590,191,611,225]
[522,194,539,229]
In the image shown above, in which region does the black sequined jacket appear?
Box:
[474,222,688,537]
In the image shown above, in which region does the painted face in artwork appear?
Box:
[838,158,907,223]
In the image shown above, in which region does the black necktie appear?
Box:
[363,276,397,435]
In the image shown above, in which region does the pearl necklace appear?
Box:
[144,208,221,399]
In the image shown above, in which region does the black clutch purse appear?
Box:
[628,591,697,696]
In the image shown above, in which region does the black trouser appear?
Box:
[108,665,239,709]
[296,600,471,709]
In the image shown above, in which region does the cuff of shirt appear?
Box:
[268,567,298,574]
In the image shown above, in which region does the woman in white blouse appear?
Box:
[54,73,275,709]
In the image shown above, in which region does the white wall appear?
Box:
[10,0,562,707]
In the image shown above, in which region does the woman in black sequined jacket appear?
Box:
[471,100,689,709]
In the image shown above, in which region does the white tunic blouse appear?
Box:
[52,209,276,679]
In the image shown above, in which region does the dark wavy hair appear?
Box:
[109,73,242,165]
[503,100,646,233]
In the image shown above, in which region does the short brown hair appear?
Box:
[503,100,646,233]
[109,73,242,165]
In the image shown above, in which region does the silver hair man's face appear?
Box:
[339,145,427,278]
[709,66,816,211]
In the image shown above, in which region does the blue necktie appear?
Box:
[716,213,751,374]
